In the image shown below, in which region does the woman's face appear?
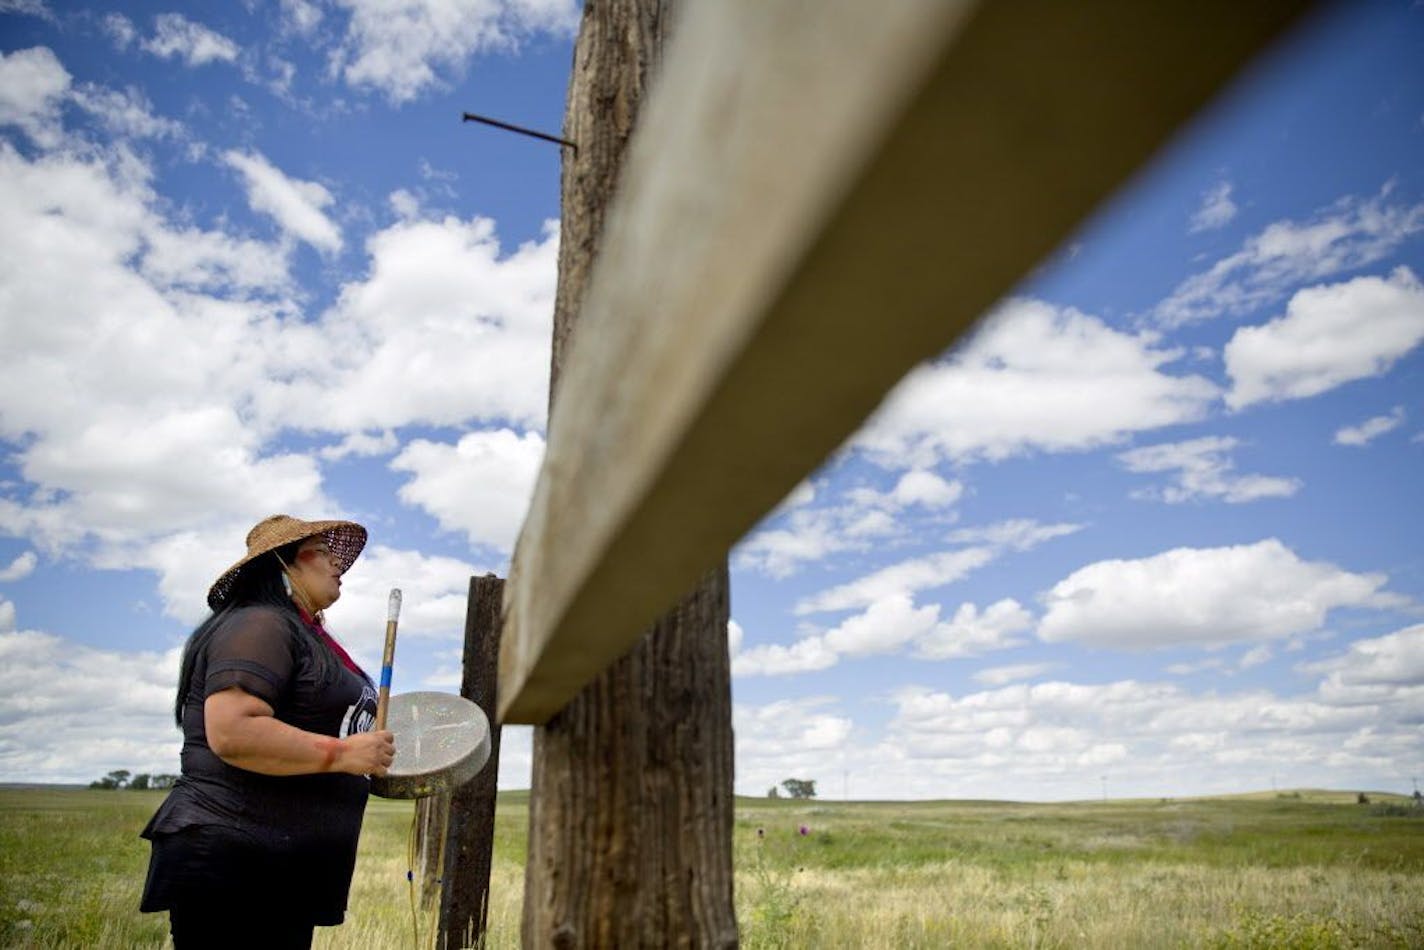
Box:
[290,536,343,611]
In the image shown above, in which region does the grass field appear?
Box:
[2,787,1421,948]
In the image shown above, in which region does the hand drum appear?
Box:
[369,691,491,799]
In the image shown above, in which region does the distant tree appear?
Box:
[781,778,817,800]
[88,769,179,790]
[89,769,131,790]
[767,786,779,799]
[1357,792,1370,805]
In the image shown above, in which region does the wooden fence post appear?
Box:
[520,1,739,945]
[417,793,451,907]
[438,573,506,949]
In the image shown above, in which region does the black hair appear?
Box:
[174,540,347,726]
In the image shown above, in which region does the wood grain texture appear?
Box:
[523,568,737,948]
[522,1,737,944]
[439,574,505,949]
[416,793,450,910]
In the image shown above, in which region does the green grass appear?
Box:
[731,794,1424,949]
[2,788,1421,948]
[0,788,170,948]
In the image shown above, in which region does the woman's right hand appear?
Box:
[338,729,396,776]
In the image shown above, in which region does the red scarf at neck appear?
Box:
[297,606,367,679]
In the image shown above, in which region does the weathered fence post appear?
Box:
[417,792,451,907]
[438,573,506,949]
[520,0,739,945]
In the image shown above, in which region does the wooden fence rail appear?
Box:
[498,0,1314,724]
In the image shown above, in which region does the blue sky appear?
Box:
[0,0,1420,801]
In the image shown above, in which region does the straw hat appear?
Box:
[207,514,367,610]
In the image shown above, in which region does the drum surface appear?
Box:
[370,691,491,799]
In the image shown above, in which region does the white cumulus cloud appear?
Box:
[71,83,184,141]
[822,593,941,656]
[224,150,343,254]
[0,46,70,148]
[0,100,556,620]
[867,661,1417,799]
[914,598,1034,660]
[0,628,182,783]
[0,551,37,582]
[319,430,400,461]
[731,634,839,677]
[795,519,1077,616]
[0,1,55,21]
[265,216,557,433]
[734,515,843,580]
[1189,180,1237,233]
[738,469,964,579]
[1225,268,1424,409]
[330,0,579,102]
[730,623,1424,798]
[281,0,325,35]
[734,520,1074,675]
[734,594,1033,677]
[321,544,487,661]
[1307,623,1424,706]
[848,469,963,511]
[972,661,1059,687]
[141,13,240,67]
[726,619,744,656]
[1117,436,1300,503]
[391,428,545,554]
[796,549,996,616]
[857,298,1218,466]
[101,12,137,49]
[945,519,1083,551]
[1155,189,1424,326]
[1038,539,1399,649]
[1333,406,1406,447]
[734,697,852,794]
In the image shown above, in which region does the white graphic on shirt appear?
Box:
[340,684,378,737]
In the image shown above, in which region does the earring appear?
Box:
[281,572,293,596]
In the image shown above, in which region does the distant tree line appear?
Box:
[767,778,817,800]
[88,769,177,790]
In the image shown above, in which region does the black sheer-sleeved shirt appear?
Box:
[140,606,378,923]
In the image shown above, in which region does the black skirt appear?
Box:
[140,822,344,926]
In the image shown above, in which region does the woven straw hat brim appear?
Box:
[207,515,367,610]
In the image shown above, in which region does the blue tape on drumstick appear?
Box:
[380,666,392,689]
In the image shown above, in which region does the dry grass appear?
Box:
[731,861,1423,949]
[4,788,1422,948]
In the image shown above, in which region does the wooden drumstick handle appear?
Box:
[375,589,401,730]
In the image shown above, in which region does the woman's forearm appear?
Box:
[204,687,392,777]
[208,710,348,776]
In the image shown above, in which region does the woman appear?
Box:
[139,515,395,948]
